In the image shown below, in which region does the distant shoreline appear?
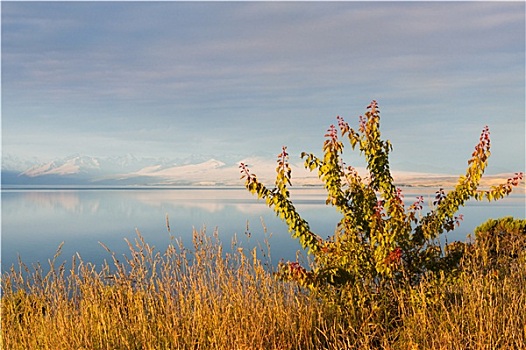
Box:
[2,180,524,194]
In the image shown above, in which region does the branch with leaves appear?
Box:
[240,101,524,290]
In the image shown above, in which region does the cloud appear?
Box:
[2,2,524,173]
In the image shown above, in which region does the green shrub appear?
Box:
[469,216,526,275]
[240,100,524,293]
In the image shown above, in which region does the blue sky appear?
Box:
[2,1,525,174]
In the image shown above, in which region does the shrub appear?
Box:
[240,100,524,292]
[469,216,526,276]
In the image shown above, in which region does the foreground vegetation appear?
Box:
[3,101,524,348]
[240,100,523,291]
[1,223,526,349]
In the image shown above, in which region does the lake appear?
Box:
[1,187,525,273]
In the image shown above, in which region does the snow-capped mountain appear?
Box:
[133,159,225,177]
[3,153,522,189]
[1,154,44,172]
[0,154,219,185]
[22,155,101,177]
[124,159,234,186]
[1,153,321,186]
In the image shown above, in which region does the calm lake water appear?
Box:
[1,187,525,273]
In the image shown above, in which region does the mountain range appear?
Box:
[1,154,319,187]
[2,154,523,189]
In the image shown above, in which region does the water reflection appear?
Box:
[1,188,525,273]
[22,191,87,212]
[1,189,329,272]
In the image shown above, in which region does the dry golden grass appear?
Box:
[2,228,525,349]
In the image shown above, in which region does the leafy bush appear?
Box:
[469,216,526,276]
[240,100,523,292]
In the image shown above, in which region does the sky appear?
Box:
[2,1,525,175]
